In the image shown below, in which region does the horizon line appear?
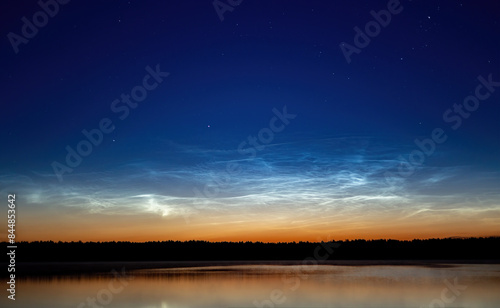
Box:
[5,235,500,244]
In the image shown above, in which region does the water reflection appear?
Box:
[4,264,500,308]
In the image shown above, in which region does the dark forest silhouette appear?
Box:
[4,237,499,262]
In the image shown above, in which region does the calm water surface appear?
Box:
[5,264,500,308]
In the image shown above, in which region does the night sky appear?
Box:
[1,0,499,241]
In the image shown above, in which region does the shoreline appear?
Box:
[4,259,500,278]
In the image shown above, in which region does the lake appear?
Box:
[4,264,500,308]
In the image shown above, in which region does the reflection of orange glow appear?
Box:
[16,205,500,242]
[5,265,500,307]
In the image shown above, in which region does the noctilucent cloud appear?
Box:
[1,0,499,241]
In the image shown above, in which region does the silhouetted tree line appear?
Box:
[3,237,499,262]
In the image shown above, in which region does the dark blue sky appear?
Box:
[1,0,499,241]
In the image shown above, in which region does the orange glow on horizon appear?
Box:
[11,202,500,243]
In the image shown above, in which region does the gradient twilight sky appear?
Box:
[1,0,499,242]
